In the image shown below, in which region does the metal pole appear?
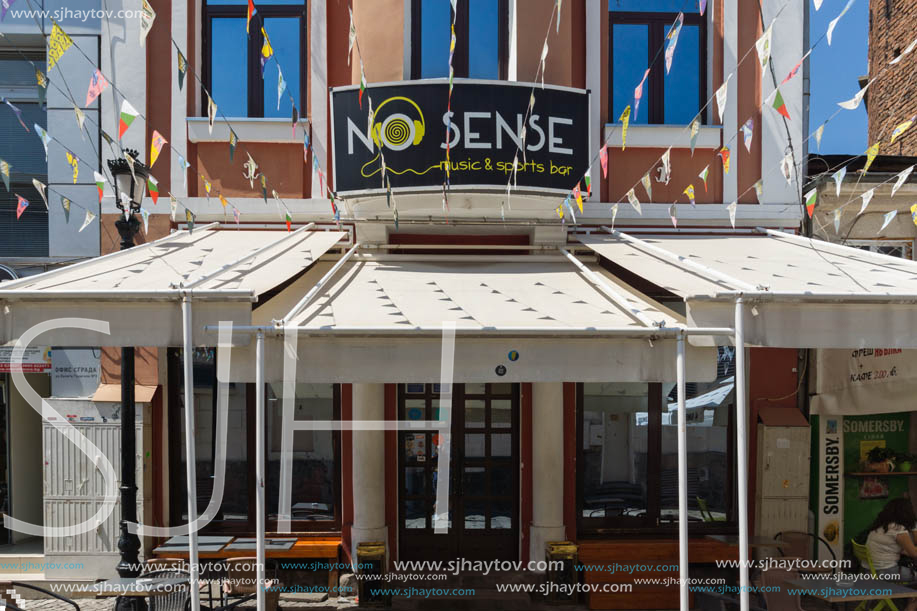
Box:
[255,331,266,611]
[735,298,750,611]
[676,332,689,611]
[181,297,202,611]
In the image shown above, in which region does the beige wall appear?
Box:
[9,373,48,544]
[351,0,406,84]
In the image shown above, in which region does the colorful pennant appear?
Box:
[626,188,641,214]
[699,166,709,192]
[664,12,684,74]
[60,195,70,223]
[85,69,109,106]
[832,167,846,197]
[715,75,731,123]
[34,124,50,160]
[32,178,48,209]
[65,152,78,183]
[147,175,159,204]
[0,159,9,191]
[229,129,238,162]
[348,7,356,65]
[633,69,650,120]
[35,68,47,106]
[727,201,737,228]
[140,0,156,47]
[669,204,678,229]
[834,209,842,234]
[879,210,897,233]
[771,88,790,120]
[858,187,875,215]
[755,24,773,69]
[718,146,731,174]
[864,141,881,174]
[892,166,913,198]
[185,208,196,234]
[741,118,754,153]
[838,83,869,110]
[47,23,73,70]
[804,188,817,218]
[689,118,700,156]
[573,182,583,212]
[119,100,138,139]
[177,50,187,91]
[15,194,28,219]
[79,209,96,232]
[150,130,167,167]
[93,171,106,202]
[826,0,855,46]
[683,184,696,207]
[618,105,631,150]
[599,145,608,179]
[641,172,652,201]
[911,203,917,227]
[208,95,217,134]
[891,116,916,144]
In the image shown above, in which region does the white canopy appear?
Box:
[579,228,917,348]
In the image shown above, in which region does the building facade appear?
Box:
[0,1,813,608]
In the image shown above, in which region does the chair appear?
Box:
[774,530,837,573]
[4,581,80,611]
[142,568,192,611]
[223,557,280,611]
[760,567,807,611]
[697,496,726,522]
[852,540,900,611]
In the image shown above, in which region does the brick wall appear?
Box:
[868,0,917,155]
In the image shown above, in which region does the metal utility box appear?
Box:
[356,541,388,607]
[545,540,579,604]
[755,407,811,544]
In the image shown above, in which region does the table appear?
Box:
[705,534,788,548]
[784,577,916,607]
[152,535,234,558]
[225,537,297,551]
[92,576,189,598]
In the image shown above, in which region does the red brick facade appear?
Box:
[868,0,917,155]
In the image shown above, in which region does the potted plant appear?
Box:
[897,452,914,473]
[865,447,897,473]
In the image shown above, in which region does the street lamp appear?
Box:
[107,150,148,611]
[108,149,148,250]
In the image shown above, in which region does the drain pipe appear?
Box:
[735,297,750,611]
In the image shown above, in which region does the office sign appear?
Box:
[331,79,590,194]
[0,345,51,373]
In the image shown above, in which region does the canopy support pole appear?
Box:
[676,332,689,611]
[255,330,267,611]
[735,298,750,611]
[180,296,201,611]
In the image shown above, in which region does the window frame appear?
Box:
[201,2,308,118]
[410,0,509,80]
[576,381,737,537]
[608,9,707,125]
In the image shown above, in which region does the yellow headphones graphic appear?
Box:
[370,96,426,151]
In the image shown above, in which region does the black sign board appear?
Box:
[331,79,590,195]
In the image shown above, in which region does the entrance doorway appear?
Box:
[398,383,519,562]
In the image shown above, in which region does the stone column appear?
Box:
[529,382,567,566]
[351,383,388,562]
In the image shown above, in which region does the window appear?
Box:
[848,240,914,260]
[0,56,48,257]
[609,0,706,125]
[411,0,508,80]
[578,347,736,533]
[203,0,305,118]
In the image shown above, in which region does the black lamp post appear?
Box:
[107,150,149,611]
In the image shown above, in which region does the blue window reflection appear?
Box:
[420,0,450,78]
[262,17,301,118]
[468,0,500,79]
[664,24,699,125]
[210,17,248,117]
[418,0,502,79]
[612,24,649,125]
[610,0,699,13]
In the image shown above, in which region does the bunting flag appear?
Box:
[610,203,618,228]
[170,194,178,221]
[618,105,631,150]
[284,209,292,231]
[858,188,875,215]
[246,0,256,33]
[202,176,212,199]
[85,69,108,106]
[348,7,356,65]
[177,50,187,91]
[32,178,48,209]
[60,195,70,223]
[150,130,167,167]
[35,68,47,106]
[562,197,576,223]
[359,60,367,108]
[890,37,917,65]
[93,171,106,202]
[140,0,156,47]
[208,95,217,134]
[838,83,869,110]
[727,201,737,228]
[863,141,881,174]
[699,0,706,16]
[715,75,731,123]
[834,209,842,234]
[741,118,754,153]
[573,182,583,212]
[233,207,240,225]
[147,175,159,204]
[540,40,549,88]
[826,0,855,46]
[47,23,73,70]
[664,12,684,74]
[879,210,897,233]
[892,166,913,197]
[15,194,28,219]
[177,154,191,189]
[753,179,764,199]
[219,193,229,210]
[124,151,137,182]
[689,118,700,155]
[626,188,641,214]
[556,0,562,32]
[599,145,608,178]
[0,159,9,192]
[101,129,115,146]
[633,69,650,120]
[683,184,696,207]
[4,99,28,131]
[911,203,917,227]
[815,124,825,151]
[584,169,592,197]
[770,88,790,119]
[73,106,86,137]
[65,152,78,183]
[119,100,138,139]
[755,24,773,69]
[1,0,16,22]
[782,50,811,85]
[261,174,268,203]
[804,188,817,218]
[34,124,50,160]
[261,27,273,66]
[891,116,916,144]
[140,207,150,233]
[79,209,96,232]
[832,167,846,197]
[718,146,731,174]
[669,203,678,228]
[641,172,652,200]
[186,208,196,234]
[814,0,823,10]
[780,153,793,183]
[699,166,709,192]
[660,148,672,184]
[229,129,238,162]
[277,67,287,111]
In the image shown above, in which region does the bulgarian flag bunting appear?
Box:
[573,182,583,213]
[583,169,592,197]
[359,60,367,109]
[284,209,292,231]
[93,171,106,202]
[119,100,139,139]
[147,175,159,204]
[246,0,256,33]
[804,188,817,218]
[771,88,790,120]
